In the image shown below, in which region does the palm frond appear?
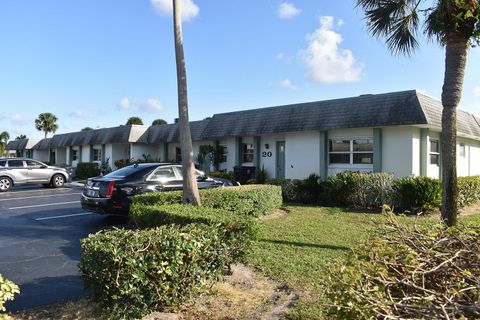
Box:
[357,0,424,55]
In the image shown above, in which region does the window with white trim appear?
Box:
[430,139,439,165]
[93,148,102,161]
[459,143,466,157]
[220,145,228,163]
[243,144,254,163]
[72,149,78,161]
[329,138,373,165]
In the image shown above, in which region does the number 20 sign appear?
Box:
[262,151,273,158]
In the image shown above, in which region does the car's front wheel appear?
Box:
[0,177,13,192]
[51,174,65,188]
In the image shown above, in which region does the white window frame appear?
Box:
[242,144,254,163]
[328,137,374,166]
[429,139,440,165]
[459,143,466,158]
[93,148,102,162]
[72,149,78,161]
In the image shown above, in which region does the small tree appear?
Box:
[126,117,144,125]
[15,134,27,140]
[81,127,93,131]
[35,113,59,139]
[0,131,9,156]
[152,119,168,126]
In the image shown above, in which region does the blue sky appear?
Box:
[0,0,479,140]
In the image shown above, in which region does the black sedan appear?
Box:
[81,163,235,215]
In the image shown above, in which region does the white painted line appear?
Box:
[8,201,80,210]
[35,212,96,221]
[0,193,81,202]
[0,188,75,196]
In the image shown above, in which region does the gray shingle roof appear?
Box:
[49,125,148,147]
[32,138,52,150]
[6,139,40,150]
[200,90,480,139]
[147,119,211,143]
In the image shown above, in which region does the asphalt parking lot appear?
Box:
[0,184,126,311]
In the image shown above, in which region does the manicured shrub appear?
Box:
[326,171,394,209]
[208,171,236,182]
[80,224,229,319]
[393,176,441,212]
[0,273,19,320]
[325,207,480,319]
[268,174,324,204]
[133,185,282,217]
[75,162,101,180]
[130,204,258,262]
[457,176,480,208]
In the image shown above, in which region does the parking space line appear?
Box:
[8,201,80,210]
[35,212,96,221]
[0,193,81,202]
[0,188,77,196]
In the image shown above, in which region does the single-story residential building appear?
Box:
[6,90,480,180]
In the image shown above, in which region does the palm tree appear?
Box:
[125,117,144,125]
[0,131,9,156]
[357,0,479,226]
[173,0,201,205]
[15,134,27,140]
[35,113,59,139]
[152,119,168,126]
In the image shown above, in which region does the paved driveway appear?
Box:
[0,184,126,311]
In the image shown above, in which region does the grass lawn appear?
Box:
[247,205,480,320]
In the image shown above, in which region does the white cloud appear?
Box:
[299,16,363,84]
[150,0,199,22]
[277,79,297,90]
[473,85,480,97]
[276,52,294,64]
[69,110,89,119]
[139,98,164,113]
[117,97,164,114]
[277,2,301,19]
[118,97,130,110]
[0,113,24,125]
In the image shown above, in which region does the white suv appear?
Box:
[0,158,71,192]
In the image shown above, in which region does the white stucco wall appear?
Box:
[259,134,285,179]
[112,144,130,168]
[130,144,161,161]
[104,144,113,168]
[33,150,49,162]
[470,140,480,176]
[81,146,90,163]
[382,127,415,177]
[285,131,320,179]
[328,128,373,177]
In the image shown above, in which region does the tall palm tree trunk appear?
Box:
[440,32,469,227]
[173,0,201,205]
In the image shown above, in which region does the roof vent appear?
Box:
[359,94,373,97]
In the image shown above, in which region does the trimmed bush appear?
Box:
[80,224,229,319]
[0,273,19,320]
[75,162,101,180]
[208,171,236,182]
[325,207,480,319]
[393,176,441,212]
[130,204,257,262]
[133,185,282,217]
[269,174,324,204]
[457,176,480,208]
[326,171,395,209]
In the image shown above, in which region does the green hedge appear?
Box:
[457,176,480,208]
[0,273,19,319]
[80,224,229,319]
[133,185,282,217]
[130,204,257,262]
[392,176,442,212]
[75,162,101,180]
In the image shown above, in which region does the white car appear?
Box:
[0,158,71,192]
